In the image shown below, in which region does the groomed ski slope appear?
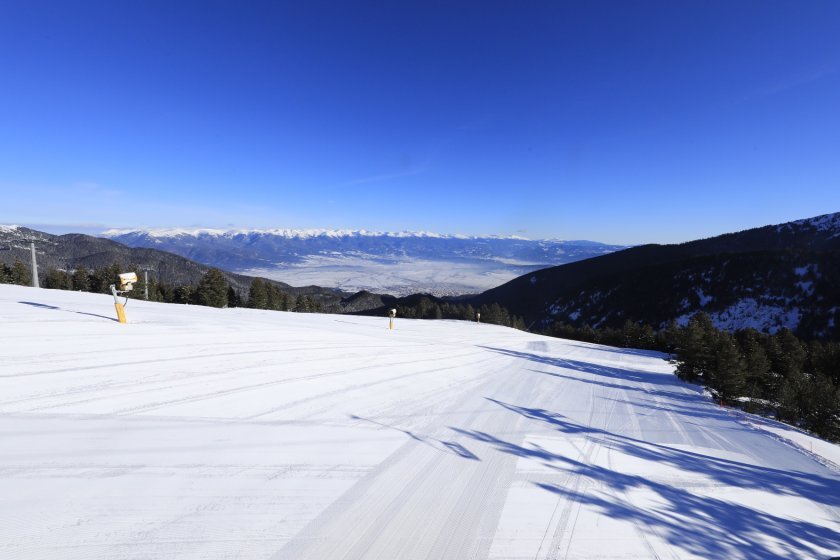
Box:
[1,284,838,560]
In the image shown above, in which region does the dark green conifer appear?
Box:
[708,333,747,403]
[10,259,31,285]
[72,265,89,291]
[248,278,268,309]
[44,268,72,290]
[196,268,229,308]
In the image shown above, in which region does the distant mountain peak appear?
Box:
[101,227,535,241]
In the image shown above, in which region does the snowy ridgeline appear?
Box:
[102,228,629,296]
[1,284,839,560]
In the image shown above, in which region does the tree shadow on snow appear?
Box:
[481,345,702,401]
[450,399,840,559]
[481,345,682,386]
[562,341,670,359]
[595,394,732,423]
[523,366,709,410]
[349,414,479,461]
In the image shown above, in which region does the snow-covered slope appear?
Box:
[1,284,838,559]
[101,228,628,296]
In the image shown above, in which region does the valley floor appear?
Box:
[1,284,838,559]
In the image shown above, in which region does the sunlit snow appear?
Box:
[1,284,838,559]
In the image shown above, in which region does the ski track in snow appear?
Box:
[1,284,839,560]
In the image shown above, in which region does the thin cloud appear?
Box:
[339,168,426,188]
[456,116,494,131]
[61,181,124,198]
[741,66,838,101]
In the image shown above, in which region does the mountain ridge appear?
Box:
[468,211,840,339]
[0,226,349,306]
[101,227,630,296]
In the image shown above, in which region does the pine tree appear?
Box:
[88,267,107,293]
[708,333,746,403]
[803,375,840,440]
[196,268,229,308]
[416,297,432,318]
[638,324,656,349]
[660,320,683,352]
[777,371,808,423]
[265,284,282,310]
[227,286,240,308]
[620,320,640,347]
[768,329,807,378]
[808,340,840,387]
[248,278,268,309]
[88,263,122,294]
[673,313,715,383]
[174,285,194,304]
[741,333,772,409]
[72,265,89,291]
[463,304,475,321]
[299,295,315,313]
[44,268,72,290]
[10,259,31,286]
[106,263,122,292]
[579,324,595,341]
[759,336,785,400]
[151,280,174,302]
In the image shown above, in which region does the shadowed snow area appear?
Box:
[1,284,838,559]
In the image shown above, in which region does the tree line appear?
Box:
[0,259,34,286]
[549,314,840,442]
[391,297,526,330]
[0,260,322,313]
[246,278,322,313]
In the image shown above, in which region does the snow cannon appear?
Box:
[389,308,396,330]
[118,272,138,291]
[110,271,137,324]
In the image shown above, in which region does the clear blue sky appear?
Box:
[1,1,838,244]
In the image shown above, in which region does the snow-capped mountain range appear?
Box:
[102,228,629,296]
[102,227,531,240]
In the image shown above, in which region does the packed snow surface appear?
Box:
[1,284,838,560]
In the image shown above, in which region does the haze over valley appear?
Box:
[103,228,628,295]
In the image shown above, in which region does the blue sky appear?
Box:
[1,1,838,244]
